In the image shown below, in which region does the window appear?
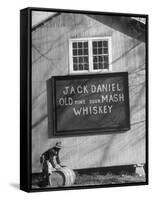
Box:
[69,37,112,74]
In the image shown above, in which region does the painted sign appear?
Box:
[47,72,130,137]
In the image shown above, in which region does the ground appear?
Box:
[74,173,145,186]
[32,170,146,189]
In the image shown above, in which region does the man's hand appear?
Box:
[60,165,66,168]
[55,164,61,169]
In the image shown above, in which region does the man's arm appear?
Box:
[48,151,56,168]
[49,157,56,168]
[56,152,61,165]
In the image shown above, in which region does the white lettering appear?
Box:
[73,105,113,116]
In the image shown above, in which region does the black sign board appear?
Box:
[47,72,130,137]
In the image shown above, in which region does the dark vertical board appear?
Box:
[20,8,31,192]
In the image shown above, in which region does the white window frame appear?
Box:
[69,37,112,74]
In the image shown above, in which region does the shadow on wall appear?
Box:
[130,83,145,113]
[99,134,116,166]
[32,114,48,129]
[87,15,146,42]
[78,134,117,168]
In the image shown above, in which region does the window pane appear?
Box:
[99,62,103,69]
[103,48,108,54]
[103,41,108,47]
[72,42,77,48]
[93,41,97,48]
[78,49,82,55]
[99,56,103,62]
[84,57,88,63]
[73,57,78,63]
[98,48,102,54]
[79,57,83,63]
[93,56,98,62]
[98,41,102,47]
[93,48,97,55]
[72,41,89,72]
[104,55,109,63]
[92,40,109,71]
[73,64,78,71]
[93,63,98,69]
[104,63,108,69]
[73,49,77,56]
[84,49,88,55]
[84,64,89,70]
[78,42,82,48]
[84,42,88,48]
[79,64,83,70]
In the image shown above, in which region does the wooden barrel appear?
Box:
[50,167,76,187]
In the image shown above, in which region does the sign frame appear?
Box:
[47,72,130,137]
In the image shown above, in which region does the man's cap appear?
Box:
[55,142,62,148]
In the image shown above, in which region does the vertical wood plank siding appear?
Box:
[32,13,145,172]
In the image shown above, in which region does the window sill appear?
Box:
[69,70,112,75]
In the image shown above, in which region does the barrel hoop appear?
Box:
[63,167,75,184]
[59,168,71,186]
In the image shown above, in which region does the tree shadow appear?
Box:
[99,134,116,165]
[32,114,48,129]
[87,15,146,42]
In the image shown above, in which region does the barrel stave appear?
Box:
[50,167,76,187]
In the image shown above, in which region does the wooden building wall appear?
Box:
[32,13,145,173]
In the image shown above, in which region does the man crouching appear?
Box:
[40,142,63,186]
